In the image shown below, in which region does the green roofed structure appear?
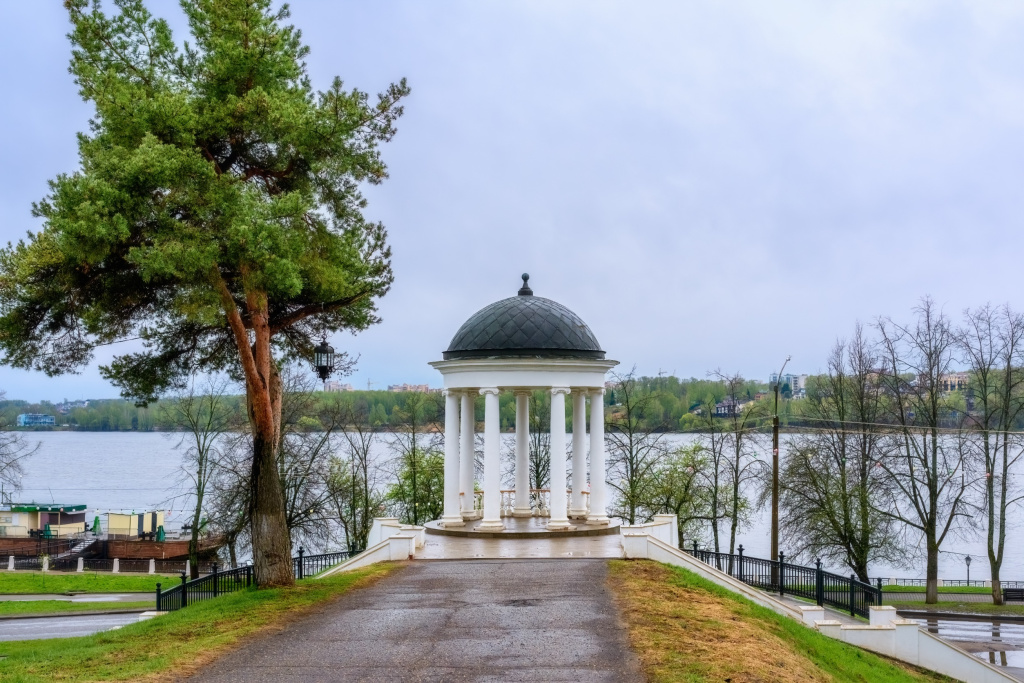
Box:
[0,502,88,537]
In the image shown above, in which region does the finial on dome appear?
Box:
[518,273,533,296]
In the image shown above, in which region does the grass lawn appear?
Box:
[0,563,394,682]
[888,600,1024,616]
[882,585,992,594]
[0,572,174,594]
[0,600,155,616]
[609,560,952,683]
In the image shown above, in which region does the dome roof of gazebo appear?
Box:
[443,275,605,361]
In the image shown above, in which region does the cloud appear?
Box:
[2,1,1023,400]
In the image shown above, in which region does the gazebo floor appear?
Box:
[424,516,621,539]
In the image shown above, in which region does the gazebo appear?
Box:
[429,274,618,532]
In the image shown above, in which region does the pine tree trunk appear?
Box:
[248,361,293,587]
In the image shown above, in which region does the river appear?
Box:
[7,431,1022,582]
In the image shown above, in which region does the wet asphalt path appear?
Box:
[188,559,642,683]
[0,612,145,641]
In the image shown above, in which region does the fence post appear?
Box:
[77,557,84,573]
[42,556,49,572]
[149,559,155,575]
[181,572,188,609]
[212,563,219,598]
[778,552,785,596]
[877,577,883,605]
[815,559,823,606]
[849,574,856,617]
[156,582,162,611]
[692,540,698,556]
[246,564,252,588]
[112,558,119,574]
[297,546,305,580]
[737,545,744,584]
[7,556,12,571]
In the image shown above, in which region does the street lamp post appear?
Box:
[965,555,972,585]
[771,355,791,567]
[312,336,336,390]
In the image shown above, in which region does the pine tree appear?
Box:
[0,0,408,586]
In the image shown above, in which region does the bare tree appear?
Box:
[0,391,35,496]
[957,304,1024,604]
[162,377,236,578]
[714,372,768,556]
[876,298,974,604]
[326,399,387,552]
[605,368,669,525]
[386,392,444,525]
[645,443,712,547]
[780,328,900,581]
[692,394,731,553]
[529,391,551,491]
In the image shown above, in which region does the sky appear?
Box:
[2,1,1024,402]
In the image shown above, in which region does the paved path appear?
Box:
[0,612,146,641]
[189,559,642,683]
[415,532,622,560]
[0,592,153,603]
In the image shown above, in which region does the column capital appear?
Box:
[590,387,606,397]
[550,386,570,396]
[513,389,533,397]
[479,387,500,396]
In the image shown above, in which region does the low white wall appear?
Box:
[367,518,401,547]
[620,516,675,546]
[317,519,420,579]
[828,610,1015,683]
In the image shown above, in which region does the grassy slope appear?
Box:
[0,572,173,594]
[0,564,394,682]
[0,600,155,616]
[609,560,951,683]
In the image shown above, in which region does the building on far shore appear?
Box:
[16,413,55,427]
[387,383,432,392]
[324,380,354,392]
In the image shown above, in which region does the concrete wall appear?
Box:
[317,519,424,578]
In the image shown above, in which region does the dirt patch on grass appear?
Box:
[609,560,834,683]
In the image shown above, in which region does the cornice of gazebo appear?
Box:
[428,356,618,391]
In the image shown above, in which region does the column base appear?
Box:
[477,518,505,531]
[461,510,482,521]
[586,514,610,526]
[547,518,574,531]
[511,507,533,518]
[440,515,466,528]
[568,508,589,520]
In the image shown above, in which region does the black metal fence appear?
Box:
[156,548,360,612]
[687,542,882,618]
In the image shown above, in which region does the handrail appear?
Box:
[156,547,362,612]
[686,542,882,618]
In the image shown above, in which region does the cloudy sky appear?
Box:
[2,1,1023,402]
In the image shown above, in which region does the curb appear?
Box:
[0,608,150,621]
[897,609,1024,624]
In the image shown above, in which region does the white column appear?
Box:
[548,387,572,530]
[478,387,504,530]
[588,388,610,524]
[459,391,476,519]
[569,390,588,518]
[441,390,465,527]
[513,391,532,517]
